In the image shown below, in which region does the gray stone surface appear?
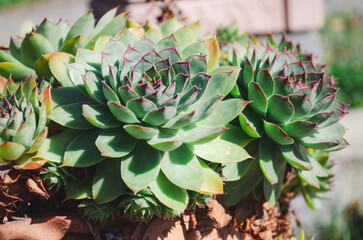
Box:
[325,0,363,15]
[0,0,89,46]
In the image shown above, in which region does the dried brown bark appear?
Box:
[0,197,295,240]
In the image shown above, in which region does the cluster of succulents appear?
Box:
[0,7,128,83]
[0,8,347,230]
[222,35,347,208]
[0,75,51,169]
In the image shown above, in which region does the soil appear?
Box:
[0,195,296,240]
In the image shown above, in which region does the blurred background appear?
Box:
[0,0,363,238]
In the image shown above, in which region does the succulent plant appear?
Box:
[0,8,128,83]
[41,162,75,191]
[119,189,180,222]
[79,198,116,223]
[217,23,248,51]
[222,35,348,207]
[0,75,51,169]
[44,18,250,216]
[282,149,334,210]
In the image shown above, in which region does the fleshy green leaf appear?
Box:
[173,26,194,49]
[220,124,254,147]
[0,62,35,82]
[297,169,320,188]
[13,124,34,148]
[282,121,318,138]
[198,158,224,194]
[193,136,250,163]
[121,141,161,192]
[263,160,286,207]
[224,159,263,206]
[49,52,75,86]
[37,129,80,163]
[21,32,54,67]
[0,142,26,161]
[149,171,188,213]
[143,107,177,126]
[126,97,157,119]
[64,11,95,44]
[123,124,159,140]
[63,130,106,167]
[51,86,92,108]
[49,103,94,129]
[222,158,254,182]
[239,111,261,138]
[108,101,140,124]
[60,36,86,55]
[198,99,249,126]
[266,95,294,123]
[36,18,62,50]
[263,120,294,145]
[93,158,128,204]
[179,125,226,144]
[280,144,313,170]
[248,82,268,115]
[86,12,128,48]
[161,144,203,191]
[83,104,122,129]
[147,128,183,152]
[259,136,279,184]
[96,128,136,158]
[66,177,92,200]
[206,37,220,72]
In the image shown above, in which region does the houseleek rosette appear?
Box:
[0,8,128,83]
[282,150,334,210]
[0,75,51,169]
[223,35,348,206]
[45,21,250,215]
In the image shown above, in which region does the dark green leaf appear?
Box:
[147,128,183,152]
[263,160,286,207]
[193,136,250,163]
[123,124,159,140]
[198,99,249,126]
[266,95,294,123]
[83,104,122,129]
[149,171,188,212]
[63,130,106,167]
[282,121,318,138]
[222,158,253,181]
[96,128,136,158]
[248,82,267,115]
[21,33,54,67]
[93,158,128,204]
[0,62,35,82]
[64,11,95,44]
[263,120,294,145]
[224,159,263,206]
[37,129,80,164]
[161,144,203,191]
[121,141,161,192]
[107,101,140,124]
[279,144,313,170]
[259,136,279,184]
[49,103,94,129]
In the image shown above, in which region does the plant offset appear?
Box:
[0,8,348,238]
